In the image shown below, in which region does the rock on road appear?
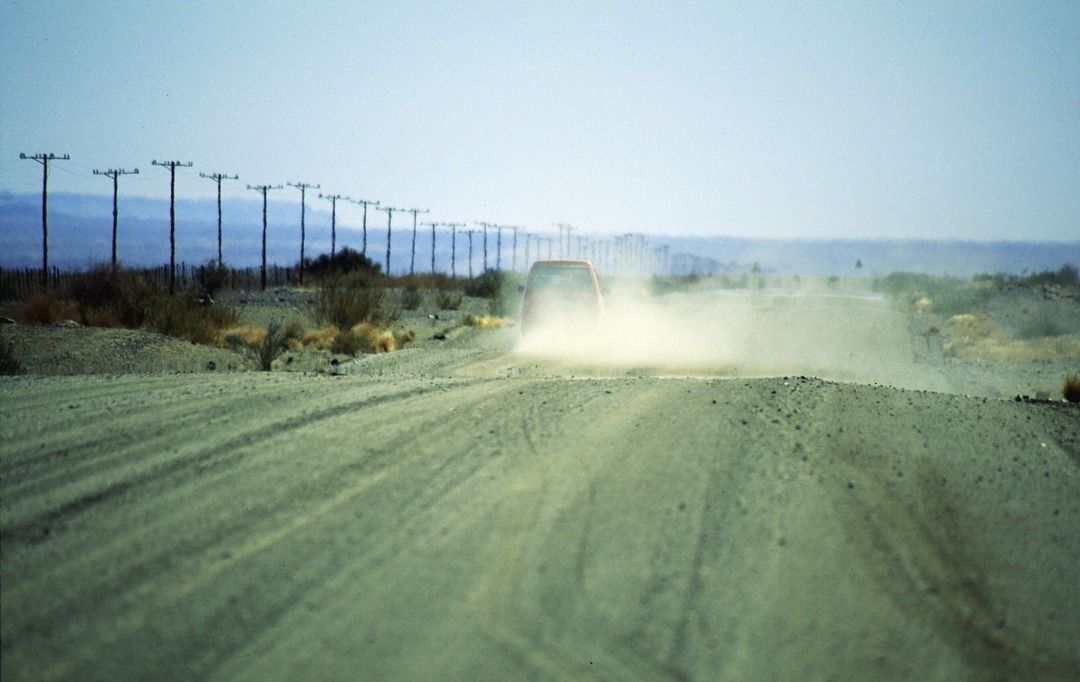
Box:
[2,322,1079,680]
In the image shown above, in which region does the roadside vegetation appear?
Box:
[8,263,238,345]
[1064,374,1080,403]
[880,266,1080,397]
[0,337,21,375]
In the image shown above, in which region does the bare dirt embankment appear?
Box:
[2,286,1078,681]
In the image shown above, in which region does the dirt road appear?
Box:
[2,293,1078,680]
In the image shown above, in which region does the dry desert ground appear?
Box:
[1,279,1078,680]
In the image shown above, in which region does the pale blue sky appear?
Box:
[2,0,1078,241]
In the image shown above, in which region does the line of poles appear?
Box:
[17,152,689,291]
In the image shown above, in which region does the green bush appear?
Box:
[256,319,287,371]
[306,247,382,280]
[875,272,992,316]
[330,329,366,355]
[401,286,422,310]
[1016,312,1063,340]
[464,269,502,298]
[435,289,462,310]
[153,291,239,345]
[196,260,230,298]
[315,275,386,328]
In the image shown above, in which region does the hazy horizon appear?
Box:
[3,1,1079,242]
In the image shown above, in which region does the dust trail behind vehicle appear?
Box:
[515,284,954,392]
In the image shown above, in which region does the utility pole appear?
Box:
[152,160,194,294]
[319,193,349,267]
[347,197,379,258]
[556,223,575,259]
[475,221,497,273]
[247,183,283,291]
[510,225,520,272]
[287,182,320,285]
[422,220,460,275]
[496,225,503,271]
[433,222,466,277]
[199,171,239,268]
[19,153,70,288]
[422,221,439,274]
[378,206,406,276]
[405,207,430,275]
[576,235,588,260]
[522,231,532,269]
[465,229,476,278]
[93,166,139,271]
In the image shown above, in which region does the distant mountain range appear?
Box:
[1,191,1076,278]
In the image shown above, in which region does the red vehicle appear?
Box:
[519,260,604,336]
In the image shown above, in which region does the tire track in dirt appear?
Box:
[3,374,551,681]
[1,379,456,545]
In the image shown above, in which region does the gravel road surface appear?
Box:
[2,292,1078,681]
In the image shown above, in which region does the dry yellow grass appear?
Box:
[944,314,1080,362]
[465,314,513,329]
[300,326,339,351]
[348,323,415,353]
[219,325,266,348]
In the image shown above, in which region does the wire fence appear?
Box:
[0,264,298,302]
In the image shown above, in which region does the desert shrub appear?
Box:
[300,326,338,350]
[315,276,385,328]
[330,328,367,355]
[1023,264,1079,288]
[1016,311,1063,340]
[464,269,501,298]
[649,276,688,296]
[480,271,523,318]
[69,264,123,313]
[306,247,382,280]
[401,286,422,310]
[283,320,305,345]
[256,319,287,370]
[875,272,991,315]
[0,337,20,375]
[394,273,459,291]
[435,289,462,310]
[1064,374,1080,403]
[153,291,239,345]
[196,260,230,298]
[18,292,78,325]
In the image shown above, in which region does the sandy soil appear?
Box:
[1,285,1078,680]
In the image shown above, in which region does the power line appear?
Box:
[94,166,140,271]
[287,182,320,284]
[200,171,239,268]
[247,183,284,291]
[151,160,194,294]
[19,152,70,287]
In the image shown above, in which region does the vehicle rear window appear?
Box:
[529,265,595,291]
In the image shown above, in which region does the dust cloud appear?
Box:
[513,284,950,391]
